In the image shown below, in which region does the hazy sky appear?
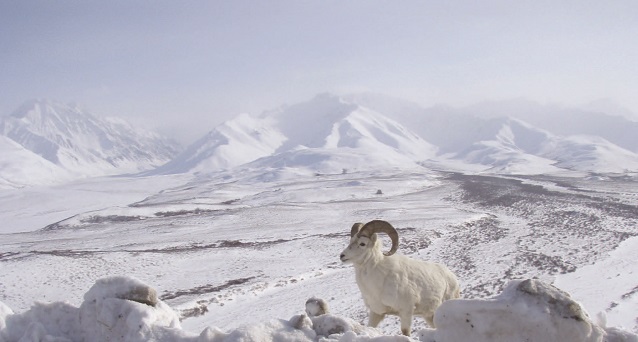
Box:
[1,1,637,143]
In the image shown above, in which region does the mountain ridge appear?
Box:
[153,94,438,175]
[0,99,181,188]
[160,93,638,176]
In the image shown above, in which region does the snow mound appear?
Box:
[420,279,637,342]
[0,276,181,342]
[1,277,636,342]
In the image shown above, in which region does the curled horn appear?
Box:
[358,220,399,256]
[351,223,364,237]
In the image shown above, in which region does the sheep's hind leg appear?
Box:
[368,311,385,327]
[424,312,435,328]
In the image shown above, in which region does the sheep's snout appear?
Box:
[341,236,364,263]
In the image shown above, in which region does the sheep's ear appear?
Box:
[350,223,364,237]
[369,233,378,243]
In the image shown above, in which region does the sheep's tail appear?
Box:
[445,282,461,300]
[448,275,461,299]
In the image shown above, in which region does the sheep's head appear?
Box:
[339,220,399,263]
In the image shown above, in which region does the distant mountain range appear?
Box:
[154,93,638,176]
[0,100,181,188]
[2,94,638,188]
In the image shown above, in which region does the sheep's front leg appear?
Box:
[368,311,385,327]
[399,312,413,336]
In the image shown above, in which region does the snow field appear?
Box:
[1,168,637,340]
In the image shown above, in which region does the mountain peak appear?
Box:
[156,93,437,175]
[0,100,181,182]
[267,94,358,152]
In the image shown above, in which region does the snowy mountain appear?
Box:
[0,100,181,187]
[150,113,286,175]
[158,93,638,176]
[453,123,561,175]
[465,99,638,153]
[155,94,437,175]
[449,118,638,174]
[540,135,638,173]
[339,94,638,173]
[4,94,638,185]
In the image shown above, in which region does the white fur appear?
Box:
[340,230,460,336]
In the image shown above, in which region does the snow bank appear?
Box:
[0,277,635,342]
[0,276,412,342]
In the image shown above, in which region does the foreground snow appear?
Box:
[0,276,635,342]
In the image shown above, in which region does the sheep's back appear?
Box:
[395,256,460,302]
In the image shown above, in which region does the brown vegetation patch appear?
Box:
[160,277,256,301]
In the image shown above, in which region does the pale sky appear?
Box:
[1,0,637,144]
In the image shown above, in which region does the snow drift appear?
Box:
[420,279,637,342]
[0,276,635,342]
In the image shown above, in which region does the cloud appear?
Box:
[1,1,637,143]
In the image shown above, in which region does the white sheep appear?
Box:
[339,220,460,336]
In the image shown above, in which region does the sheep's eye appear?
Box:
[359,242,366,247]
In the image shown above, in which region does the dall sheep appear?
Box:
[340,220,460,336]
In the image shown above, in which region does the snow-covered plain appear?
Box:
[1,166,637,341]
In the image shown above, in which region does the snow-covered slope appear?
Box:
[0,100,181,183]
[540,135,638,173]
[0,136,72,189]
